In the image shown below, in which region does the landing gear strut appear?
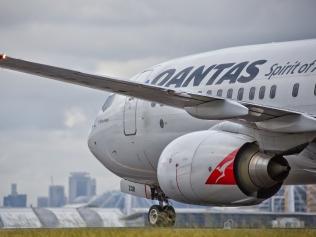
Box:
[147,188,176,227]
[148,205,176,227]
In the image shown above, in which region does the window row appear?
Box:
[205,83,305,101]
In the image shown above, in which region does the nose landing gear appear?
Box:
[148,205,176,227]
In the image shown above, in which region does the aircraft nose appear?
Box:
[87,134,98,159]
[87,126,97,152]
[87,133,92,149]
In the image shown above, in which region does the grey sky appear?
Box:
[0,0,316,206]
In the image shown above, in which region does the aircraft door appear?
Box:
[123,96,138,136]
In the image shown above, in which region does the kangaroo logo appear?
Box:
[205,149,239,185]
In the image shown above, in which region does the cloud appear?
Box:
[2,0,315,62]
[95,57,167,78]
[64,107,87,128]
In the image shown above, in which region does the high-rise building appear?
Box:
[258,185,308,213]
[271,188,286,212]
[258,187,285,212]
[284,185,307,212]
[3,184,27,207]
[294,186,307,212]
[49,185,65,207]
[37,196,49,208]
[68,172,96,203]
[11,183,17,195]
[307,185,316,212]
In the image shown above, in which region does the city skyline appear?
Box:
[1,171,99,207]
[2,179,316,213]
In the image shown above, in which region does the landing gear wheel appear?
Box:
[163,205,176,226]
[147,205,176,227]
[148,205,166,227]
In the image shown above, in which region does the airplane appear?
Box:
[1,39,316,227]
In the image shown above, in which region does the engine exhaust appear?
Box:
[234,143,290,199]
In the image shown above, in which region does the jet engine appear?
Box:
[157,130,290,206]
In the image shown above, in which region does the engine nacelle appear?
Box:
[157,130,290,206]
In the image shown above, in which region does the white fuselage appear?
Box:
[88,39,316,185]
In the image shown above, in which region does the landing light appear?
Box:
[0,54,6,60]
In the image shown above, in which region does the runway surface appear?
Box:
[0,228,315,237]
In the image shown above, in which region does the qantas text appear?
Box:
[148,60,316,88]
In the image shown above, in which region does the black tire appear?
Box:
[148,205,166,227]
[163,205,176,226]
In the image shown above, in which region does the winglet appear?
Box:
[0,54,6,60]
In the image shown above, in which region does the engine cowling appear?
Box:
[157,130,290,206]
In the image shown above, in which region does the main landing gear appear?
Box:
[147,188,176,227]
[148,204,176,227]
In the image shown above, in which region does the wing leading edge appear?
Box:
[1,55,316,132]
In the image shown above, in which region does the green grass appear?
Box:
[0,228,315,237]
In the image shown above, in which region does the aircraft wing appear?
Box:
[1,55,315,133]
[0,55,212,108]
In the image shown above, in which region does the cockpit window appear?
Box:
[102,94,115,112]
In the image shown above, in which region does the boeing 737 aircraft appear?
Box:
[1,39,316,226]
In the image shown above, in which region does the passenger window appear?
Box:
[270,85,277,99]
[102,94,115,111]
[227,89,233,99]
[217,89,223,97]
[207,90,212,95]
[249,87,256,100]
[314,84,316,96]
[292,83,299,97]
[259,86,266,99]
[237,88,244,101]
